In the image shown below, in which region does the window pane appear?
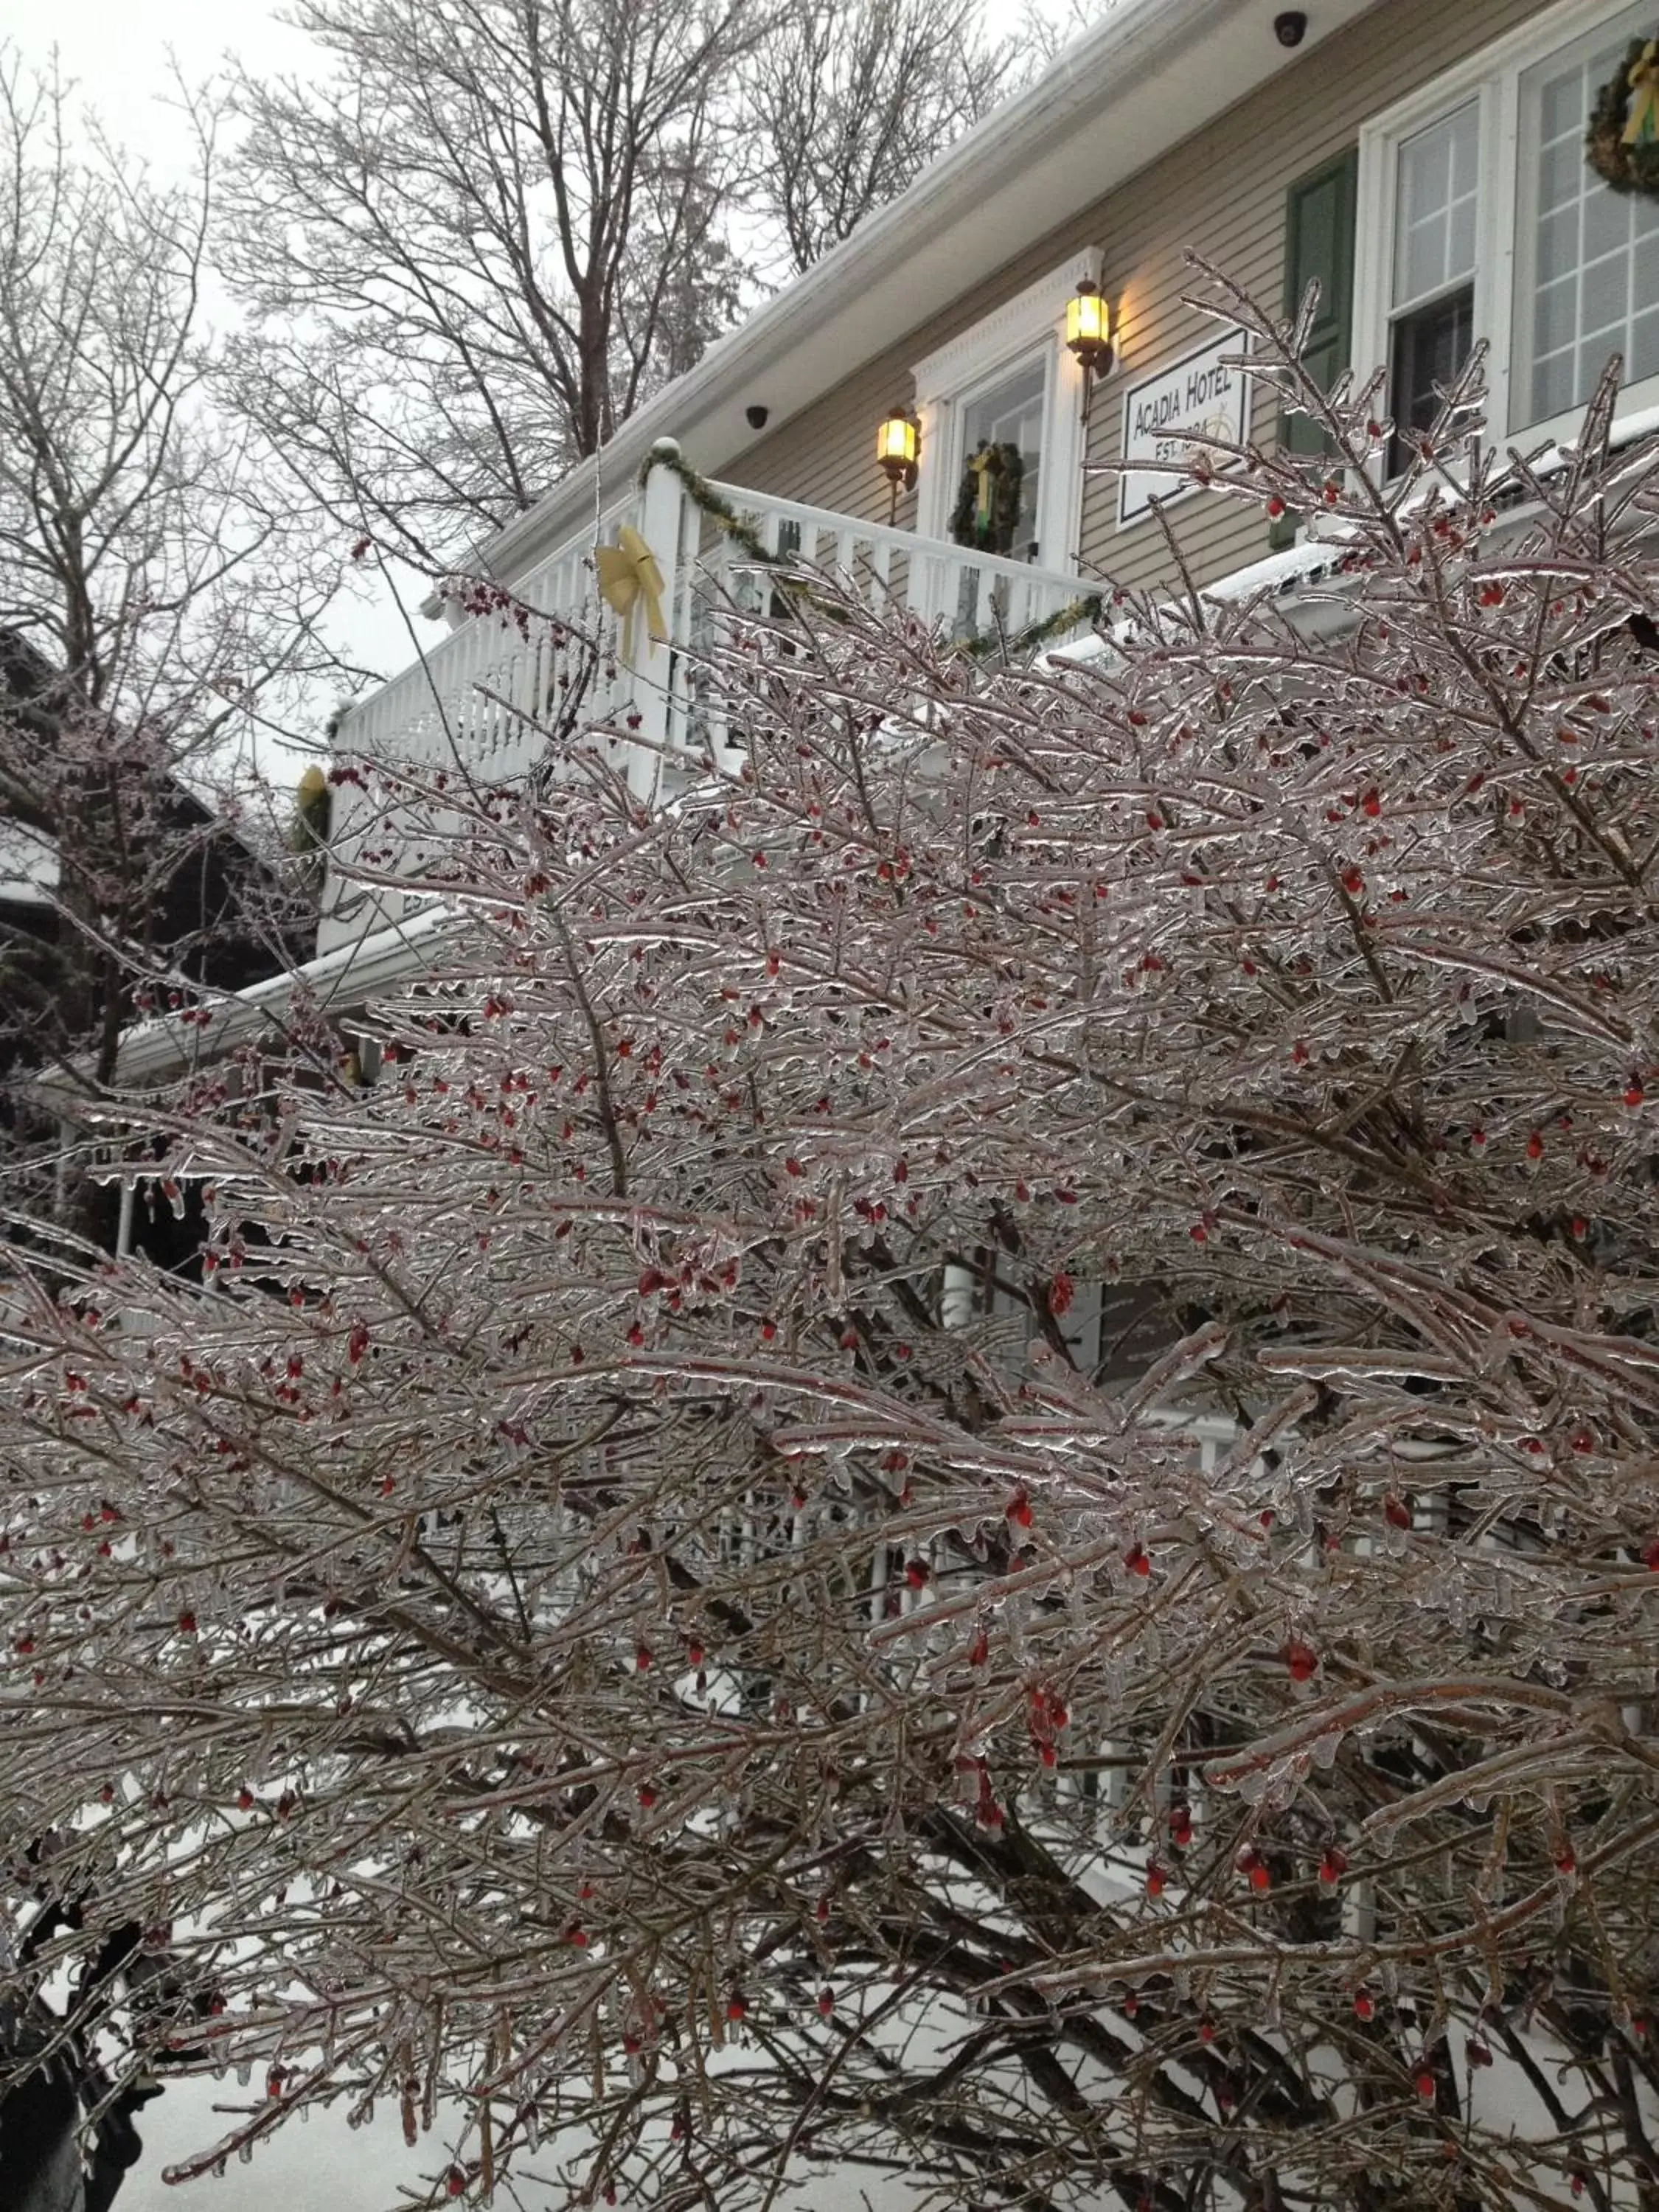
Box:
[1389,283,1474,472]
[1515,5,1659,426]
[1534,274,1578,358]
[1534,347,1578,421]
[1538,205,1579,284]
[1582,252,1630,341]
[1539,132,1585,212]
[1584,178,1631,263]
[1394,103,1479,308]
[959,357,1046,561]
[1540,68,1582,143]
[1632,305,1659,381]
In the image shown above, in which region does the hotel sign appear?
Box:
[1118,327,1251,526]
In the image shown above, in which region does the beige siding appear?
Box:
[731,0,1548,597]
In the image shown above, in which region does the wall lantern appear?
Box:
[1065,278,1115,418]
[876,404,920,523]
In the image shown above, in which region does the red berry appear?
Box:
[1197,2018,1215,2044]
[1284,1638,1318,1683]
[1319,1847,1348,1886]
[1248,1861,1271,1892]
[1467,2037,1492,2067]
[237,1788,254,1812]
[1124,1543,1152,1577]
[446,2168,465,2199]
[1414,2068,1436,2101]
[727,1994,746,2022]
[817,1987,834,2017]
[1383,1494,1412,1530]
[1354,1990,1374,2021]
[1006,1488,1033,1528]
[903,1559,929,1590]
[178,1610,198,1636]
[1627,1082,1646,1109]
[1146,1863,1166,1898]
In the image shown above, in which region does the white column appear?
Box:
[626,440,688,803]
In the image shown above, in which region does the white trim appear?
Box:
[911,252,1097,570]
[1354,0,1659,462]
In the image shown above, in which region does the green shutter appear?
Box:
[1280,147,1359,459]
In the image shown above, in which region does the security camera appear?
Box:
[745,403,770,431]
[1273,9,1308,45]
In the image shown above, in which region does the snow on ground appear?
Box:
[122,2076,472,2211]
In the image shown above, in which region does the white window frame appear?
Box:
[910,253,1097,569]
[1353,0,1659,462]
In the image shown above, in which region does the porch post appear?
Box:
[625,440,688,803]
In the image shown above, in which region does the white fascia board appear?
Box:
[480,0,1388,588]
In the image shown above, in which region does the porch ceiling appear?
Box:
[482,0,1388,585]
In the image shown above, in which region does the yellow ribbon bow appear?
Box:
[1624,40,1659,147]
[594,524,667,667]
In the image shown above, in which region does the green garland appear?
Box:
[948,441,1026,556]
[638,444,1099,663]
[959,591,1105,661]
[1586,35,1659,198]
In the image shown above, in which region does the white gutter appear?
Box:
[57,904,462,1102]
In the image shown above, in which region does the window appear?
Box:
[1514,13,1659,422]
[1354,0,1659,465]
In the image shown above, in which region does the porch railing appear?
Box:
[317,445,1100,956]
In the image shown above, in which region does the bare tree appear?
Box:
[4,300,1659,2210]
[741,0,1018,277]
[218,0,764,576]
[0,50,340,1238]
[218,0,1027,574]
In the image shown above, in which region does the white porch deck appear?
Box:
[317,446,1102,957]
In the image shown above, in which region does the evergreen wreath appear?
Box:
[949,441,1026,557]
[1586,34,1659,198]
